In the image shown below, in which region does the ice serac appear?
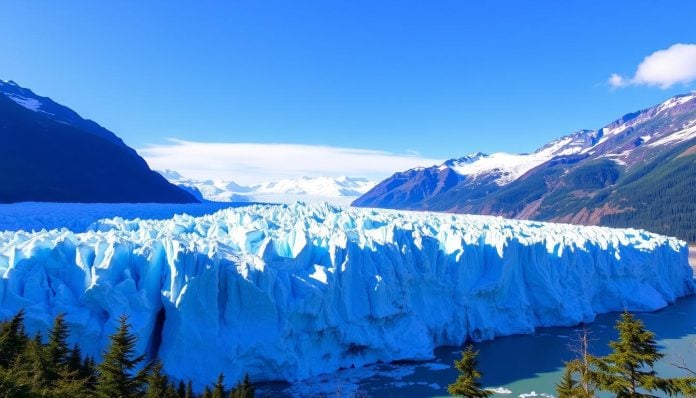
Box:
[0,203,693,388]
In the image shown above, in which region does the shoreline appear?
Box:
[260,295,696,397]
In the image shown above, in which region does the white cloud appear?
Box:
[139,139,443,185]
[608,73,626,88]
[609,43,696,89]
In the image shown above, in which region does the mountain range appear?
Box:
[354,93,696,242]
[159,170,375,206]
[3,79,695,242]
[0,80,196,203]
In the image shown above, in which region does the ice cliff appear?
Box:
[0,203,692,387]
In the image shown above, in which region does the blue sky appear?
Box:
[2,1,696,182]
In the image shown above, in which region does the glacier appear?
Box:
[0,202,245,232]
[0,202,692,388]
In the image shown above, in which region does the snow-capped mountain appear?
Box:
[0,79,125,145]
[0,80,197,203]
[354,93,696,241]
[0,203,691,387]
[160,170,376,206]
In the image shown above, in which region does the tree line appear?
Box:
[4,308,695,397]
[0,311,254,398]
[449,311,696,397]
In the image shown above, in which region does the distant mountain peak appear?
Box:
[158,169,185,180]
[354,92,696,242]
[442,152,488,167]
[158,170,376,206]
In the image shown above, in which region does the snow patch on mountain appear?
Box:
[0,79,125,146]
[437,132,592,186]
[447,152,548,185]
[415,93,696,188]
[647,121,696,148]
[159,170,376,205]
[6,94,45,112]
[0,81,55,116]
[654,93,696,115]
[0,203,691,387]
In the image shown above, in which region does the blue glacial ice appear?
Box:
[0,202,248,232]
[0,202,692,387]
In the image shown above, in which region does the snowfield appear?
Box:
[0,202,248,232]
[158,169,376,206]
[0,203,692,388]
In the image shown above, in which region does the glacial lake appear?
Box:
[262,295,696,397]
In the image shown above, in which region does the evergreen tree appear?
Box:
[166,383,180,398]
[0,309,28,368]
[13,332,51,390]
[563,327,599,397]
[51,366,94,398]
[83,356,98,388]
[47,314,70,366]
[185,380,194,398]
[31,317,91,397]
[177,380,187,398]
[229,373,254,398]
[213,373,226,398]
[447,345,492,398]
[45,313,72,384]
[47,319,92,398]
[594,311,673,397]
[64,345,96,394]
[96,314,149,398]
[670,376,696,397]
[555,367,580,398]
[0,311,266,398]
[145,361,169,398]
[0,366,33,398]
[8,329,90,397]
[67,344,83,373]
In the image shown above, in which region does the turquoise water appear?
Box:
[368,296,696,397]
[263,295,696,397]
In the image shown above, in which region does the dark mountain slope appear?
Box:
[0,80,124,145]
[0,82,196,203]
[600,141,696,241]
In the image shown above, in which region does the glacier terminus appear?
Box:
[0,203,692,388]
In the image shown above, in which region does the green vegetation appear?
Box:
[536,159,621,220]
[8,308,696,397]
[529,141,696,242]
[594,312,672,396]
[565,159,621,190]
[557,311,696,397]
[0,311,255,398]
[96,314,149,397]
[482,165,562,215]
[602,152,696,242]
[448,345,493,398]
[555,368,583,398]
